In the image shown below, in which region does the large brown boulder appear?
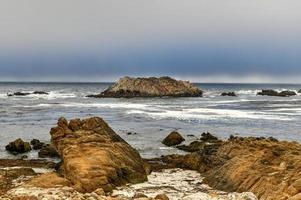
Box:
[162,131,185,146]
[50,117,148,193]
[87,76,203,98]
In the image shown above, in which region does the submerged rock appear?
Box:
[8,92,31,96]
[50,117,148,193]
[221,92,237,97]
[257,89,297,97]
[5,139,31,154]
[32,91,49,95]
[87,76,203,98]
[162,131,185,147]
[7,91,48,97]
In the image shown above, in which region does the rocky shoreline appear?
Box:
[1,117,301,200]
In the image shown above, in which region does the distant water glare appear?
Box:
[0,82,301,159]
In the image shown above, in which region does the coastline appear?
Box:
[1,117,301,200]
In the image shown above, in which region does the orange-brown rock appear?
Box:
[149,137,301,200]
[87,76,203,98]
[50,117,148,193]
[26,172,71,188]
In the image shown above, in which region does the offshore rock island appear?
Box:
[87,76,203,98]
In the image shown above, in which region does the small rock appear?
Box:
[200,132,219,142]
[32,91,49,95]
[155,194,169,200]
[162,131,185,146]
[221,92,237,97]
[133,193,148,198]
[5,138,31,154]
[94,188,105,196]
[38,144,59,158]
[30,139,45,150]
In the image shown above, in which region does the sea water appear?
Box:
[0,82,301,159]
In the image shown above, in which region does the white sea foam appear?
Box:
[127,107,293,121]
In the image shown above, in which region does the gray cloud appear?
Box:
[0,0,301,82]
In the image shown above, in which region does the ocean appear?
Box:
[0,82,301,159]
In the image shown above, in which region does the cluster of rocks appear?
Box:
[87,76,203,98]
[154,132,301,200]
[257,89,297,97]
[7,91,49,96]
[5,138,59,158]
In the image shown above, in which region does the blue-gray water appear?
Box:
[1,82,301,159]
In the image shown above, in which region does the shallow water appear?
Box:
[0,82,301,159]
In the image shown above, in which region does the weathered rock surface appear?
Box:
[162,131,185,147]
[149,136,301,200]
[221,92,237,97]
[5,139,31,154]
[50,117,148,193]
[87,76,203,98]
[257,89,297,97]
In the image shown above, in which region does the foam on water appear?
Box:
[127,108,293,121]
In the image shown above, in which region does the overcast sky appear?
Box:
[0,0,301,83]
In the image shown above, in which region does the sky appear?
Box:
[0,0,301,83]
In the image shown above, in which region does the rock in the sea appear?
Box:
[38,144,59,158]
[162,131,185,147]
[87,76,203,98]
[257,89,297,97]
[9,92,31,96]
[30,139,45,150]
[5,139,31,154]
[32,91,49,95]
[50,117,148,193]
[200,132,220,143]
[7,91,48,97]
[221,92,237,97]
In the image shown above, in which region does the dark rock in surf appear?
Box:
[162,131,185,146]
[257,89,296,97]
[200,132,220,143]
[9,92,31,96]
[32,91,49,95]
[87,76,203,98]
[7,91,49,97]
[221,92,237,97]
[5,139,31,154]
[30,139,45,150]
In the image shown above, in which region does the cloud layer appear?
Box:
[0,0,301,82]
